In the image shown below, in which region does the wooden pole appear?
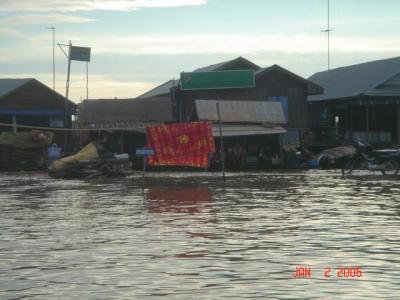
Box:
[366,104,370,142]
[120,131,124,153]
[397,104,400,143]
[142,156,147,188]
[12,116,17,133]
[349,105,353,141]
[86,61,89,100]
[216,103,226,182]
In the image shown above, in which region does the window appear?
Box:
[268,96,288,121]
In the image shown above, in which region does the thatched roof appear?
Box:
[78,96,172,128]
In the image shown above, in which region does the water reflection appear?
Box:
[0,171,400,299]
[146,186,212,214]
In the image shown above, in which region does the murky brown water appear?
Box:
[0,171,399,299]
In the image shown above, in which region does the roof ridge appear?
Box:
[313,56,400,75]
[308,56,400,102]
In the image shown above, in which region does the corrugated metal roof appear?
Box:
[78,96,173,124]
[0,78,33,98]
[212,124,286,137]
[138,57,261,98]
[195,100,287,124]
[256,65,323,95]
[194,56,261,72]
[308,56,400,102]
[193,60,230,73]
[137,79,178,99]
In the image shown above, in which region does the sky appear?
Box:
[1,0,400,102]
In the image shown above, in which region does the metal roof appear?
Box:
[194,56,261,73]
[138,57,261,98]
[212,124,286,137]
[256,65,323,95]
[137,79,178,99]
[78,96,173,125]
[195,99,287,124]
[0,78,33,98]
[308,56,400,102]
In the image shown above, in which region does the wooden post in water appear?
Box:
[366,104,370,142]
[216,103,226,182]
[12,116,17,133]
[397,104,400,143]
[142,156,147,188]
[120,131,124,153]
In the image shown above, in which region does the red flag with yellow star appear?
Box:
[146,122,215,168]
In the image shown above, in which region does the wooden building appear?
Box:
[0,78,77,142]
[139,57,322,133]
[138,57,323,168]
[0,78,77,170]
[308,56,400,145]
[78,96,172,163]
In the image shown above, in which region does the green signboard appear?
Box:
[70,46,91,62]
[180,70,255,90]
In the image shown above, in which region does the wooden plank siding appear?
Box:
[175,68,308,131]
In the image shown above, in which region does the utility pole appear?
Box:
[57,40,91,152]
[65,40,72,100]
[86,61,89,100]
[216,103,226,183]
[321,0,333,70]
[45,26,56,90]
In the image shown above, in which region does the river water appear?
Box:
[0,171,399,299]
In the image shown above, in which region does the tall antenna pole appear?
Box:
[45,26,56,90]
[328,0,330,70]
[321,0,332,70]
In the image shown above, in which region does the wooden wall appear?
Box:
[175,68,309,130]
[0,80,75,111]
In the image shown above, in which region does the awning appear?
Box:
[212,124,287,137]
[0,109,74,116]
[195,99,287,124]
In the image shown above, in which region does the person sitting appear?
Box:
[233,142,246,169]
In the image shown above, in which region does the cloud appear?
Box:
[0,27,28,39]
[0,13,95,25]
[75,75,155,100]
[0,72,154,101]
[0,55,11,63]
[86,33,400,55]
[0,0,207,12]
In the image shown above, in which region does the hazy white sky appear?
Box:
[1,0,399,101]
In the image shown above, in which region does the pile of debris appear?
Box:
[314,145,356,169]
[48,142,131,179]
[0,130,53,171]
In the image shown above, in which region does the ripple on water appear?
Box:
[0,171,400,299]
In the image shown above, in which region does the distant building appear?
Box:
[77,96,172,158]
[308,56,400,144]
[0,78,77,146]
[138,56,323,168]
[139,56,322,133]
[0,78,77,170]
